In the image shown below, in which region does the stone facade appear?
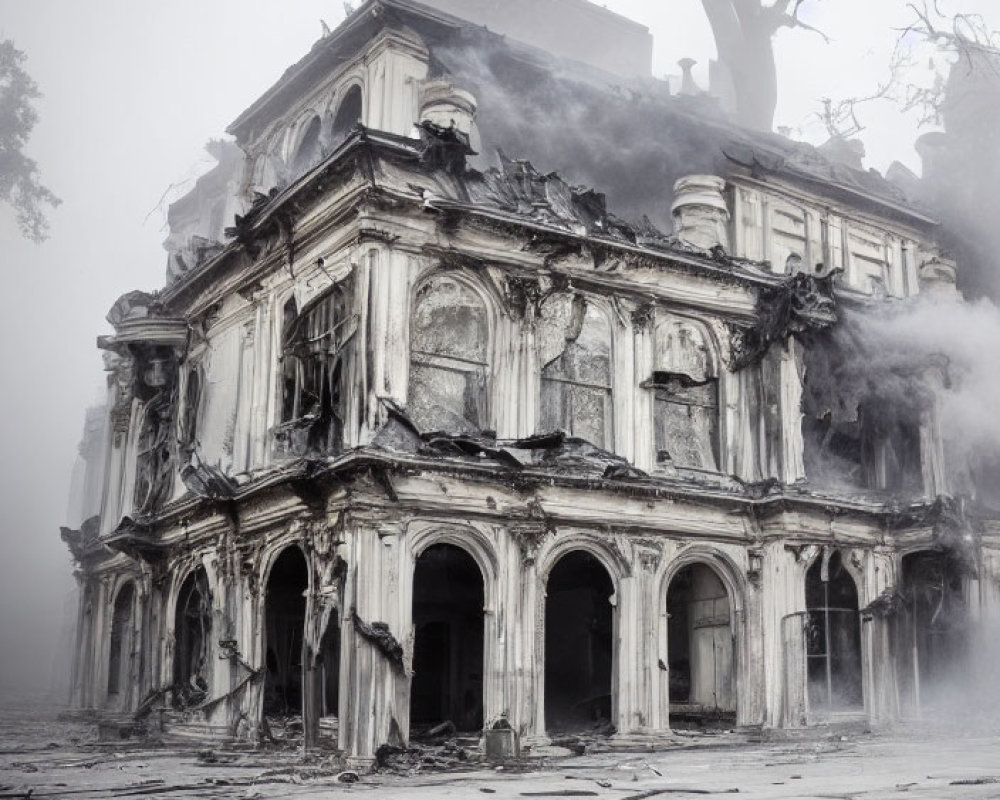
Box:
[62,0,1000,767]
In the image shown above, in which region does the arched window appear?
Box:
[292,116,321,174]
[408,276,489,433]
[649,317,718,471]
[278,279,356,454]
[539,296,613,448]
[331,85,363,141]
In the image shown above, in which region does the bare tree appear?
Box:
[702,0,827,131]
[0,40,60,242]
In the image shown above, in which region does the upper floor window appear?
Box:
[540,296,613,448]
[408,276,489,434]
[331,85,363,141]
[279,279,355,452]
[650,318,718,471]
[179,365,202,453]
[292,116,322,174]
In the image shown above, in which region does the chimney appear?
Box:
[671,175,730,252]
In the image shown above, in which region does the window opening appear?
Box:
[650,319,718,470]
[540,296,612,448]
[331,85,363,141]
[279,279,355,453]
[408,276,489,433]
[292,116,321,174]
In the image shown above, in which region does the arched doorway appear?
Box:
[805,550,863,713]
[107,582,135,704]
[411,544,485,735]
[544,550,615,733]
[173,568,212,708]
[264,547,309,723]
[897,550,966,714]
[666,563,735,727]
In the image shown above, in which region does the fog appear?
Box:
[0,0,998,709]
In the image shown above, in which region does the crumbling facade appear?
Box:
[62,0,1000,766]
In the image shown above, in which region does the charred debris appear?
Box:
[61,0,998,773]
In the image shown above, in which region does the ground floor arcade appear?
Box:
[67,475,1000,766]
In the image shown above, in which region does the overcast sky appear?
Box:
[0,0,994,695]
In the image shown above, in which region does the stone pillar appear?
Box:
[340,515,410,767]
[741,547,767,726]
[759,542,810,728]
[863,549,900,725]
[511,524,548,748]
[614,543,661,739]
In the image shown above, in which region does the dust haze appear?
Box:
[2,0,1000,734]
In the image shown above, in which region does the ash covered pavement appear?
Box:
[1,698,999,799]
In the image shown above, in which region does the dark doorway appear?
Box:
[805,550,863,712]
[897,550,966,713]
[264,547,309,717]
[544,551,614,733]
[107,582,135,699]
[173,569,212,707]
[411,544,485,734]
[320,616,341,718]
[666,564,735,726]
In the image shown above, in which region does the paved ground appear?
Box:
[1,698,998,799]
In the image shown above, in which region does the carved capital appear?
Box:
[634,541,662,573]
[504,276,541,321]
[511,523,549,565]
[631,304,655,333]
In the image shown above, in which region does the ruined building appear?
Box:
[61,0,1000,766]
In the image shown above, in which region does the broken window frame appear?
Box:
[539,297,614,449]
[647,318,720,472]
[278,277,356,452]
[408,274,491,434]
[179,363,203,452]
